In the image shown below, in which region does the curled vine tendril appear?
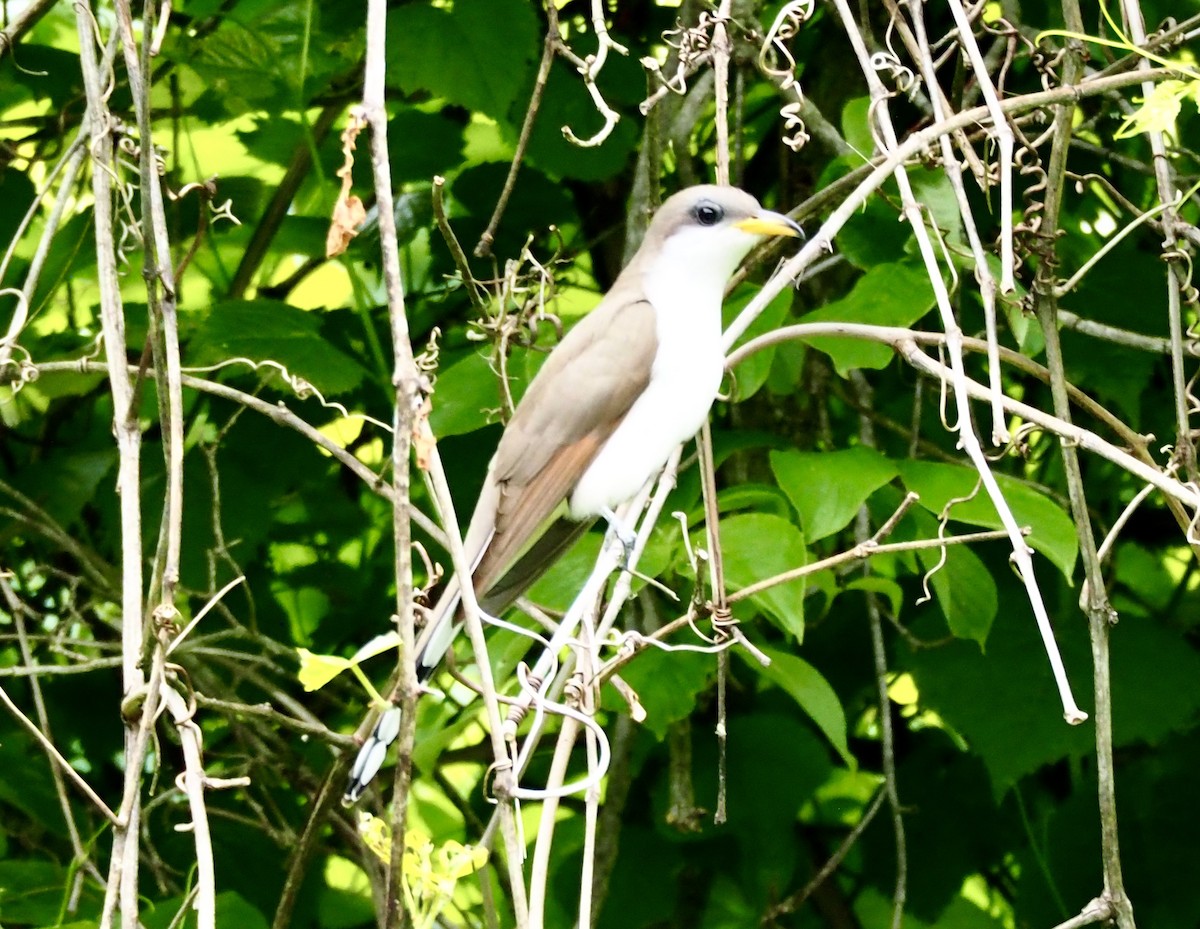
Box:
[757,1,815,152]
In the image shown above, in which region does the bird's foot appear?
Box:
[600,507,638,568]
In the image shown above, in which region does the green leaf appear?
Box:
[896,460,1078,579]
[188,300,368,396]
[840,96,874,156]
[142,891,270,929]
[725,285,793,400]
[711,513,808,640]
[616,649,714,739]
[0,860,76,925]
[1110,615,1200,748]
[184,13,295,112]
[750,647,853,766]
[525,532,604,612]
[912,509,999,646]
[13,448,115,530]
[905,609,1093,797]
[856,888,1005,929]
[799,263,936,374]
[429,351,504,439]
[844,575,905,619]
[523,58,642,181]
[385,0,539,121]
[909,166,965,250]
[770,446,898,541]
[1061,249,1164,425]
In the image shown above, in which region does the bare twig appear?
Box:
[0,0,58,61]
[474,8,558,257]
[0,679,119,823]
[359,0,423,920]
[764,788,887,921]
[1031,4,1135,922]
[851,372,907,929]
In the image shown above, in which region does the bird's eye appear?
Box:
[694,202,724,226]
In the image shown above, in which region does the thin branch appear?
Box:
[1032,2,1134,921]
[722,66,1175,348]
[474,8,558,258]
[1050,897,1116,929]
[852,373,906,929]
[0,0,58,61]
[228,103,342,299]
[161,687,217,929]
[0,578,105,895]
[360,0,421,919]
[31,360,448,547]
[764,788,887,922]
[729,526,1016,603]
[727,322,1200,517]
[0,680,119,823]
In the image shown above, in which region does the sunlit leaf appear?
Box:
[751,647,853,766]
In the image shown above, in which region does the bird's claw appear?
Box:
[600,507,638,569]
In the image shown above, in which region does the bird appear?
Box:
[344,185,802,802]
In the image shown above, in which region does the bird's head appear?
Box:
[639,185,803,283]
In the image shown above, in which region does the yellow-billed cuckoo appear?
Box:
[344,185,801,802]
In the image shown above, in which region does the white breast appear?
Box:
[567,227,749,518]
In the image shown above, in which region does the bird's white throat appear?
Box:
[567,225,756,518]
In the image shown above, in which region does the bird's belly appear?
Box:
[568,349,723,518]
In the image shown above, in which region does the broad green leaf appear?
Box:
[856,888,1004,929]
[616,649,713,739]
[1112,541,1174,614]
[142,891,269,929]
[725,285,793,400]
[904,607,1094,798]
[1062,249,1164,424]
[0,860,77,925]
[844,575,905,618]
[385,0,539,121]
[799,263,936,374]
[184,8,307,112]
[188,300,368,395]
[698,875,758,929]
[750,647,853,766]
[714,482,792,519]
[429,352,502,439]
[713,714,833,834]
[712,513,808,640]
[319,855,376,929]
[910,166,965,249]
[834,190,911,269]
[896,459,1078,579]
[770,446,898,541]
[14,448,114,529]
[840,96,874,157]
[1110,614,1200,748]
[0,168,35,248]
[912,509,999,646]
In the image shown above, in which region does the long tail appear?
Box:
[341,583,462,804]
[341,516,593,803]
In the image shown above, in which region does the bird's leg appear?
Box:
[600,506,638,568]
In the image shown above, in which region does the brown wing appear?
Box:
[468,290,659,601]
[478,517,591,615]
